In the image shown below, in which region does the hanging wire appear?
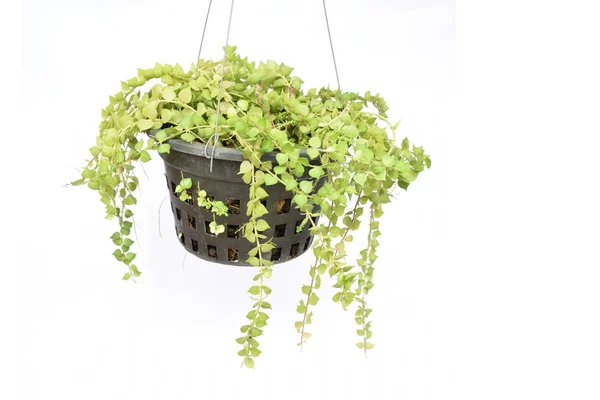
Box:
[197,0,339,171]
[197,0,213,62]
[202,0,236,172]
[322,0,341,92]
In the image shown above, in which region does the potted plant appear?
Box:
[72,46,431,368]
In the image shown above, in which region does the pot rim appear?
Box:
[147,129,312,163]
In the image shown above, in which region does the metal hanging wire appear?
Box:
[196,0,340,171]
[198,0,236,172]
[321,0,341,92]
[196,0,213,62]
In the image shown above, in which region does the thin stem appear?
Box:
[298,189,363,347]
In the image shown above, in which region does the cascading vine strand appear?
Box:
[72,46,431,367]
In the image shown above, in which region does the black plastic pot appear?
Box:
[152,132,322,266]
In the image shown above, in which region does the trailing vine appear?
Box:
[73,46,431,367]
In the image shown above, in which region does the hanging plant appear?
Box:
[72,46,431,368]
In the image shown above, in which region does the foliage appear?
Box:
[73,46,431,367]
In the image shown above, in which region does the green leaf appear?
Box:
[140,150,151,162]
[353,173,367,186]
[317,263,327,274]
[264,174,278,186]
[342,125,359,138]
[180,116,192,129]
[257,311,269,321]
[250,327,263,337]
[294,103,309,116]
[122,273,131,280]
[382,154,395,168]
[180,132,195,142]
[239,160,252,175]
[247,257,260,267]
[209,221,225,235]
[123,195,137,205]
[158,143,171,153]
[255,219,270,232]
[306,148,319,159]
[254,187,269,199]
[309,166,324,178]
[250,347,262,357]
[178,87,192,103]
[81,169,95,179]
[155,130,168,141]
[293,194,307,207]
[308,137,321,148]
[89,146,101,157]
[296,302,306,313]
[142,104,157,119]
[299,180,312,194]
[283,176,297,191]
[276,153,288,165]
[244,358,255,369]
[235,336,248,344]
[248,285,261,295]
[309,292,319,305]
[192,112,204,125]
[261,301,272,309]
[237,99,249,111]
[162,87,176,101]
[181,178,192,189]
[160,108,172,122]
[136,119,154,131]
[281,142,295,154]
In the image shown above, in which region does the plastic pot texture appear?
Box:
[152,132,323,266]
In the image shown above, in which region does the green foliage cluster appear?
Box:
[74,46,431,367]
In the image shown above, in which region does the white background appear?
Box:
[6,0,600,399]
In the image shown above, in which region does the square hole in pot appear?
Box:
[290,242,299,258]
[227,224,240,239]
[179,232,185,245]
[274,224,286,238]
[188,215,196,229]
[295,220,304,234]
[277,198,291,214]
[260,199,267,208]
[175,208,181,221]
[228,248,239,262]
[226,199,240,214]
[191,239,198,252]
[170,181,177,193]
[207,245,217,259]
[271,247,282,261]
[304,236,312,251]
[185,196,194,205]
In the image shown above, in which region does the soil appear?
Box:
[228,248,238,261]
